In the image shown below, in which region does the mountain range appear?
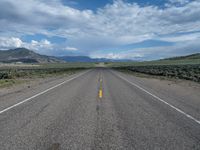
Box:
[0,48,63,63]
[0,48,132,63]
[1,48,199,63]
[58,56,132,62]
[163,53,200,60]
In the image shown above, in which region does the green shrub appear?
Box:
[115,64,200,82]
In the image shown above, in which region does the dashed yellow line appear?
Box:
[99,89,103,98]
[98,74,103,99]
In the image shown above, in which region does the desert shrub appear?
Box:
[0,71,13,79]
[115,64,200,82]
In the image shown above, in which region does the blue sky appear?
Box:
[61,0,167,10]
[0,0,200,60]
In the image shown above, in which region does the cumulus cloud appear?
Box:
[0,0,200,59]
[27,39,53,50]
[0,37,53,52]
[0,37,23,49]
[0,37,79,56]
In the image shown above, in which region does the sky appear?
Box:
[0,0,200,60]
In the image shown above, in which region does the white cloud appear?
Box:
[0,37,23,49]
[106,39,200,60]
[168,0,190,5]
[0,37,53,54]
[2,0,200,39]
[95,53,123,59]
[64,47,78,51]
[24,39,53,51]
[91,52,144,60]
[158,32,200,42]
[0,36,79,56]
[0,0,200,58]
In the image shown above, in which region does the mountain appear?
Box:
[163,53,200,60]
[0,48,133,63]
[58,56,132,62]
[0,48,63,63]
[58,56,94,62]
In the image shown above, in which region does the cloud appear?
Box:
[0,37,53,52]
[91,52,144,60]
[168,0,190,5]
[0,37,23,49]
[159,32,200,42]
[26,39,53,51]
[0,37,79,56]
[99,39,200,60]
[0,0,200,59]
[64,47,78,51]
[2,0,200,38]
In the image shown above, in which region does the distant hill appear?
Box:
[163,53,200,60]
[0,48,63,63]
[58,56,132,62]
[58,56,94,62]
[0,48,133,63]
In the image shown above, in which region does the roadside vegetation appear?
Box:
[0,63,94,88]
[110,54,200,83]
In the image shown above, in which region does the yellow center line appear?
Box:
[99,89,103,98]
[98,74,103,99]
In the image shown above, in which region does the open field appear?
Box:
[114,64,200,82]
[108,57,200,67]
[110,57,200,82]
[0,62,96,69]
[0,79,25,88]
[0,63,95,88]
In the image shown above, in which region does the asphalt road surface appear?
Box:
[0,68,200,150]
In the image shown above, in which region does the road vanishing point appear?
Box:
[0,68,200,149]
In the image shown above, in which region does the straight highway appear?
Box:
[0,68,200,149]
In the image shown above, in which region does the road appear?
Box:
[0,68,200,150]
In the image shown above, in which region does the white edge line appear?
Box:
[0,70,90,114]
[113,71,200,125]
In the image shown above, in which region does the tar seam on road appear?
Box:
[113,71,200,125]
[0,70,90,115]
